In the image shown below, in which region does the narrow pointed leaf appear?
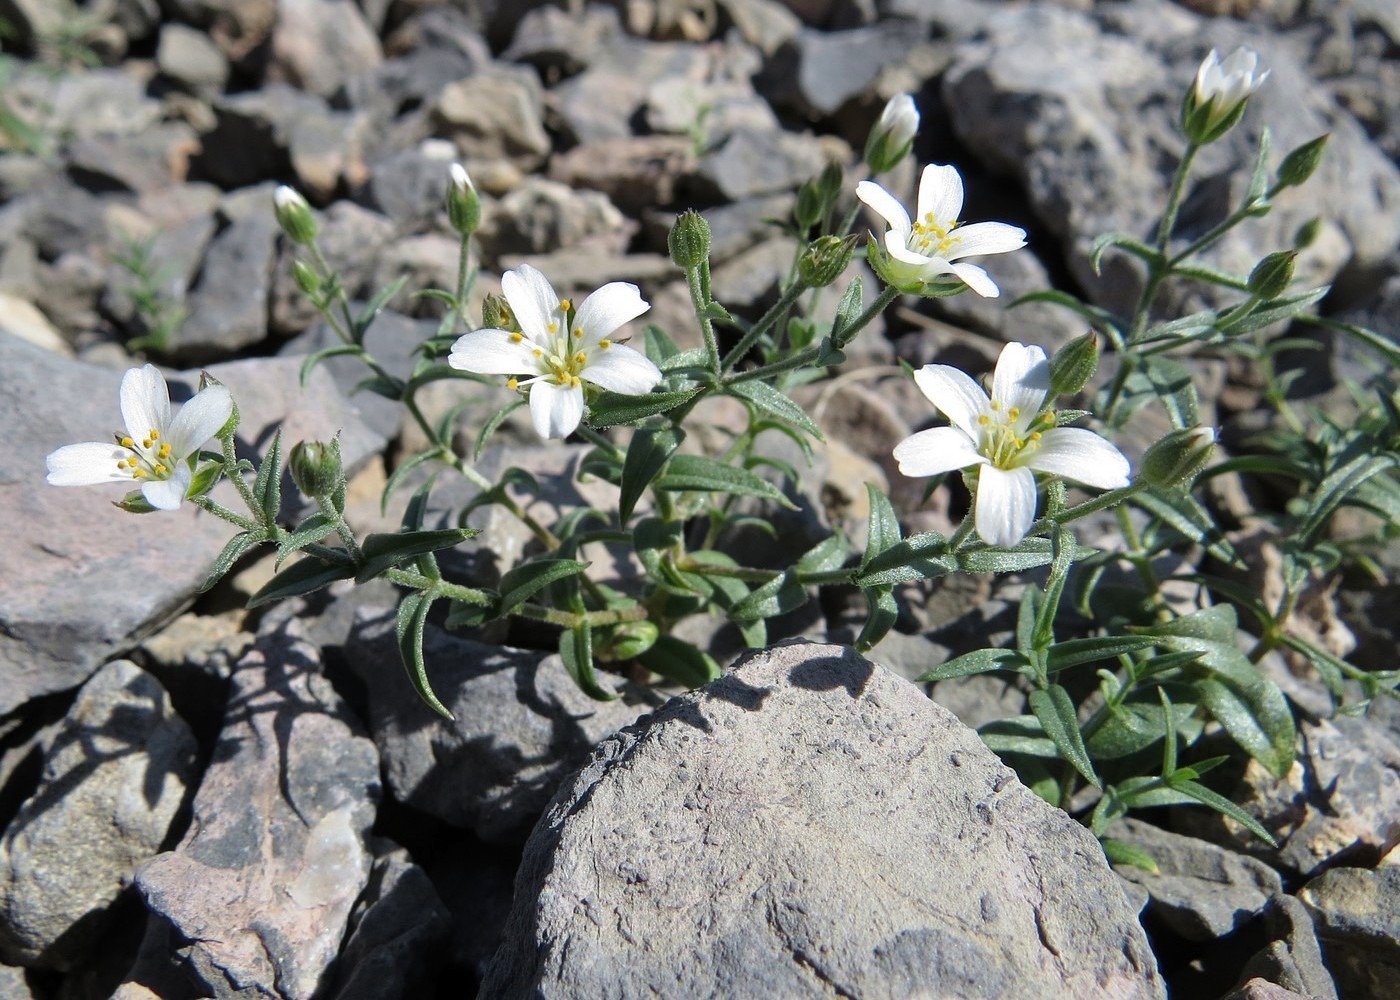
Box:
[247,555,354,608]
[356,528,480,583]
[1029,685,1099,788]
[620,427,684,523]
[396,591,453,719]
[498,559,589,615]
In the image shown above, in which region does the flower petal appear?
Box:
[975,465,1037,548]
[164,385,232,460]
[990,342,1051,425]
[120,364,171,440]
[572,282,649,347]
[916,164,964,227]
[855,180,911,232]
[946,222,1027,259]
[141,465,191,511]
[949,261,1000,298]
[581,344,661,396]
[501,264,560,343]
[912,364,989,440]
[885,229,944,268]
[449,328,545,376]
[528,380,584,439]
[46,442,130,486]
[892,426,985,478]
[1027,427,1131,490]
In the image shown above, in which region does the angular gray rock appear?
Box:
[481,640,1165,999]
[133,625,380,1000]
[1237,894,1339,1000]
[1109,817,1283,941]
[345,608,653,843]
[268,0,383,98]
[0,661,196,970]
[1298,865,1400,999]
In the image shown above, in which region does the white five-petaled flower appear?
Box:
[45,364,233,511]
[448,264,661,440]
[1191,47,1269,134]
[856,164,1026,298]
[892,343,1131,548]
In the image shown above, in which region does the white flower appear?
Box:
[856,164,1026,298]
[864,93,919,173]
[448,264,661,439]
[892,343,1130,548]
[46,364,233,511]
[1191,47,1269,135]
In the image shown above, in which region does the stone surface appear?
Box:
[133,625,380,1000]
[345,608,653,843]
[1109,817,1283,941]
[481,641,1165,998]
[269,0,383,98]
[1237,893,1339,1000]
[1298,865,1400,999]
[433,70,551,170]
[1221,978,1331,1000]
[0,660,196,970]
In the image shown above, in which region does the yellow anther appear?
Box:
[532,348,543,358]
[990,401,1000,411]
[509,332,523,343]
[574,352,587,365]
[571,376,582,387]
[1009,407,1021,420]
[120,436,134,448]
[154,464,167,475]
[924,212,935,225]
[977,415,990,426]
[506,377,518,390]
[574,328,584,338]
[599,339,611,349]
[149,429,160,440]
[559,299,571,312]
[158,443,172,458]
[131,468,146,477]
[142,439,153,449]
[1030,431,1042,441]
[116,459,128,469]
[548,322,558,334]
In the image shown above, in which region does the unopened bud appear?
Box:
[292,258,321,296]
[198,371,239,439]
[273,185,318,245]
[481,292,512,331]
[795,179,824,232]
[1276,135,1328,190]
[445,162,480,235]
[1048,331,1099,398]
[1247,250,1296,300]
[1142,426,1216,488]
[667,209,711,270]
[1293,217,1322,250]
[608,620,659,660]
[1183,47,1269,145]
[864,93,919,174]
[798,234,857,288]
[289,439,342,497]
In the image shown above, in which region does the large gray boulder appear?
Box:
[482,640,1165,999]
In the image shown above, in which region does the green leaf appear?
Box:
[247,555,355,608]
[276,512,337,563]
[253,428,283,522]
[827,276,864,347]
[396,591,453,719]
[1141,604,1238,645]
[957,538,1090,574]
[635,635,721,688]
[854,585,898,653]
[1032,526,1075,650]
[1046,635,1160,672]
[201,531,263,592]
[497,559,589,615]
[861,482,902,571]
[1029,685,1099,787]
[356,528,479,583]
[728,570,807,622]
[979,716,1058,758]
[589,388,703,427]
[1168,776,1277,846]
[853,532,952,588]
[560,621,616,701]
[299,344,363,387]
[727,379,824,440]
[1089,232,1164,274]
[1193,676,1296,779]
[1298,453,1395,545]
[1218,286,1329,335]
[1305,315,1400,367]
[1164,264,1250,293]
[917,648,1029,683]
[1100,837,1159,873]
[353,275,409,341]
[1133,488,1239,566]
[653,454,796,508]
[797,533,849,577]
[658,348,711,375]
[644,324,682,364]
[403,362,487,396]
[620,427,684,523]
[380,449,440,515]
[1141,356,1200,427]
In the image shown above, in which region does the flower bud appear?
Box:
[445,162,481,236]
[481,292,512,330]
[1141,426,1216,488]
[289,439,342,497]
[1276,134,1328,190]
[198,371,239,439]
[1247,250,1296,300]
[864,93,919,174]
[1293,217,1321,250]
[608,620,659,660]
[273,185,318,245]
[1182,47,1269,145]
[1048,331,1099,398]
[292,258,322,296]
[667,209,711,270]
[798,234,857,288]
[795,179,824,232]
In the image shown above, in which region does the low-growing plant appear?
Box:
[47,49,1399,858]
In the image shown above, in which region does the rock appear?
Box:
[364,139,461,231]
[1,337,384,716]
[480,177,633,259]
[1221,978,1331,1000]
[345,607,653,843]
[1236,894,1339,1000]
[716,0,802,56]
[502,3,621,77]
[481,641,1165,998]
[268,0,383,98]
[155,22,230,95]
[433,69,551,171]
[0,661,196,970]
[324,841,451,1000]
[66,122,203,195]
[759,22,924,117]
[689,127,829,203]
[162,0,276,62]
[1298,865,1400,998]
[1109,817,1283,941]
[0,962,36,998]
[269,200,396,337]
[0,293,67,354]
[16,175,108,260]
[132,625,380,1000]
[547,135,696,217]
[709,235,795,307]
[547,32,706,144]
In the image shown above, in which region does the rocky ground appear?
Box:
[1,0,1398,997]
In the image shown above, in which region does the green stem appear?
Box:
[216,431,262,517]
[192,495,259,531]
[720,281,807,372]
[1116,504,1170,622]
[686,264,721,374]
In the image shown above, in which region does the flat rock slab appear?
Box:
[482,640,1165,999]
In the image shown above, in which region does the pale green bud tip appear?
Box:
[1048,331,1100,398]
[446,162,481,235]
[289,439,341,497]
[1277,135,1328,190]
[1247,250,1296,300]
[798,234,857,288]
[273,185,317,244]
[292,258,321,296]
[668,209,711,270]
[864,93,919,173]
[1184,46,1269,144]
[1142,426,1216,488]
